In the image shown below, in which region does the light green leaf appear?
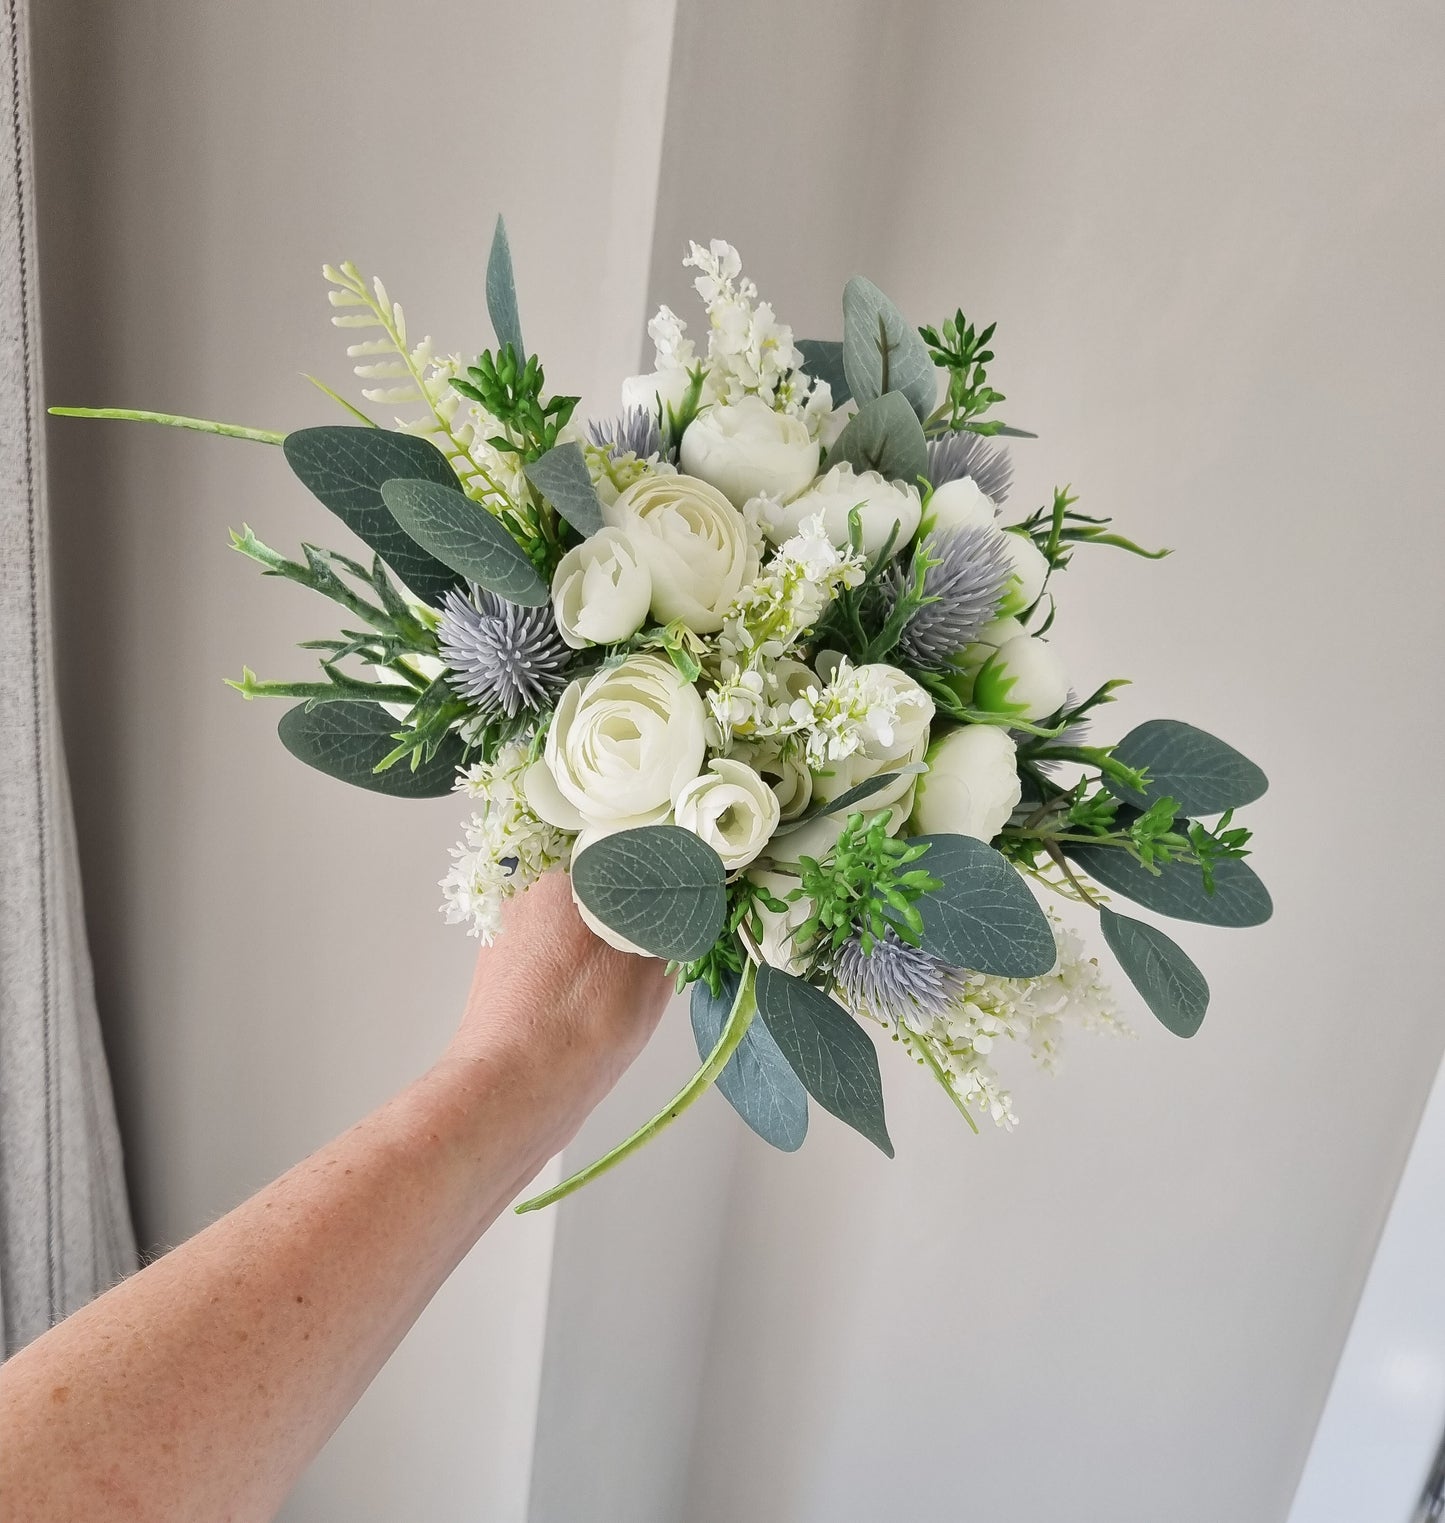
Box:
[282,427,462,605]
[755,965,893,1156]
[796,338,851,406]
[524,441,606,538]
[276,701,463,798]
[486,214,524,359]
[1105,719,1268,817]
[842,276,937,419]
[571,826,727,961]
[1099,907,1209,1037]
[911,833,1056,976]
[691,972,809,1151]
[379,478,547,606]
[824,392,929,483]
[1070,843,1272,927]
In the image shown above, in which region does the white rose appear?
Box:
[921,475,997,537]
[747,869,812,975]
[909,725,1022,842]
[678,396,820,508]
[550,527,652,648]
[972,635,1069,721]
[619,366,696,421]
[674,758,781,870]
[605,473,760,634]
[533,653,707,831]
[766,462,921,560]
[997,529,1050,616]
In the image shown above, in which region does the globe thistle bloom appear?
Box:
[926,431,1013,504]
[588,405,662,461]
[893,524,1012,669]
[832,929,971,1031]
[438,587,570,717]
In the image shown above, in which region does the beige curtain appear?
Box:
[0,0,134,1356]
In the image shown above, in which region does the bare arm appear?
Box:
[0,873,671,1523]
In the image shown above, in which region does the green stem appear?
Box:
[903,1025,980,1134]
[48,406,284,445]
[515,963,758,1214]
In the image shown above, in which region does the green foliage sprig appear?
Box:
[919,309,1011,436]
[1012,487,1169,571]
[450,344,578,464]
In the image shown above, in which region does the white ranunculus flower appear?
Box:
[678,396,820,509]
[604,473,760,635]
[536,653,707,831]
[569,833,651,956]
[997,529,1051,616]
[909,725,1022,842]
[921,475,997,537]
[674,758,781,870]
[550,527,652,649]
[747,869,812,975]
[972,635,1069,721]
[765,462,921,560]
[727,738,814,822]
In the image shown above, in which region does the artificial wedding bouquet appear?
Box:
[55,220,1270,1209]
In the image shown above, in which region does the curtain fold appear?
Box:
[0,0,135,1357]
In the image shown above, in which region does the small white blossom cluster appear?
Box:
[788,657,912,770]
[904,916,1127,1128]
[439,741,569,944]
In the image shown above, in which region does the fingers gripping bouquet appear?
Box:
[54,222,1271,1210]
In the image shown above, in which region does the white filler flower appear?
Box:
[909,724,1022,842]
[550,526,653,648]
[674,757,781,870]
[679,396,820,508]
[768,462,921,559]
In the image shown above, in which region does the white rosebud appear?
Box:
[954,614,1027,682]
[674,758,781,870]
[747,869,812,975]
[997,529,1050,616]
[908,725,1022,842]
[537,653,707,831]
[972,635,1069,721]
[921,475,997,537]
[620,366,697,420]
[678,396,820,508]
[605,473,760,635]
[550,527,652,649]
[766,462,921,560]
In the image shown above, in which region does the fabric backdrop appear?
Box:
[0,0,134,1356]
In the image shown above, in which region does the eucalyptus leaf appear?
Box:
[691,972,809,1151]
[911,833,1056,977]
[379,478,548,607]
[796,338,851,406]
[1069,843,1272,927]
[1099,907,1210,1037]
[755,965,893,1156]
[524,442,606,537]
[571,826,727,961]
[824,392,929,483]
[841,276,938,419]
[486,214,524,358]
[282,427,462,605]
[1106,719,1268,817]
[276,701,463,798]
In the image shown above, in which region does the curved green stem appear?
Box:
[515,964,757,1214]
[904,1025,980,1135]
[48,406,284,445]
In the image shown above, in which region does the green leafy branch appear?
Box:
[1011,487,1168,572]
[450,345,578,464]
[918,308,1018,437]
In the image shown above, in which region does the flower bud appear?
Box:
[996,530,1050,616]
[908,725,1022,842]
[920,475,997,537]
[972,635,1069,721]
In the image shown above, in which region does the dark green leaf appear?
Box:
[841,276,937,419]
[824,392,929,484]
[1099,907,1210,1037]
[755,964,892,1156]
[379,478,547,606]
[282,427,462,605]
[691,972,808,1151]
[1106,719,1268,817]
[911,833,1056,976]
[796,338,851,406]
[571,826,727,961]
[1069,843,1272,926]
[486,214,524,359]
[276,701,463,798]
[524,441,605,537]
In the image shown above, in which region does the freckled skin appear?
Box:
[0,875,669,1523]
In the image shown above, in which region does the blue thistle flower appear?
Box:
[833,929,970,1027]
[587,405,661,460]
[438,587,570,718]
[894,524,1012,670]
[927,432,1013,503]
